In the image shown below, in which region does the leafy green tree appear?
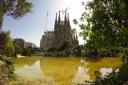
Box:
[47,47,57,52]
[74,0,128,50]
[0,0,32,28]
[21,47,33,56]
[58,40,71,51]
[71,28,77,35]
[5,31,15,56]
[0,31,15,56]
[0,31,6,52]
[14,44,23,56]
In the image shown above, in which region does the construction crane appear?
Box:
[44,10,49,32]
[44,0,76,31]
[62,0,77,13]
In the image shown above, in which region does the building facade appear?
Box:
[25,42,37,48]
[13,38,26,48]
[40,11,79,51]
[13,38,37,48]
[40,31,54,50]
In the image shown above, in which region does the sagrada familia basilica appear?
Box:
[40,11,79,51]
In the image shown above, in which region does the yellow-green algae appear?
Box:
[14,56,122,85]
[85,57,123,80]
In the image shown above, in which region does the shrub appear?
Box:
[0,55,14,80]
[73,46,82,56]
[14,45,23,56]
[21,47,33,56]
[47,47,57,52]
[85,49,99,60]
[0,31,15,56]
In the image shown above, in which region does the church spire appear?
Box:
[56,13,57,22]
[54,13,58,29]
[58,11,61,24]
[67,13,71,28]
[64,10,67,25]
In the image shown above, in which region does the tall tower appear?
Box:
[40,11,54,50]
[39,11,79,51]
[54,13,58,29]
[64,10,67,26]
[53,11,77,50]
[67,13,71,29]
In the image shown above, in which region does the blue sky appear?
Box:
[3,0,88,47]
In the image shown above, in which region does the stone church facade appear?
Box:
[40,11,79,51]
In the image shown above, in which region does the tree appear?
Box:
[58,40,71,51]
[71,28,77,35]
[0,0,32,29]
[0,55,14,80]
[0,31,6,51]
[5,31,15,56]
[0,31,15,56]
[21,47,33,56]
[14,44,23,56]
[74,0,128,50]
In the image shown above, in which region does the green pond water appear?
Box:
[14,56,122,85]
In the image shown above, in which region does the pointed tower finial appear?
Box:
[67,13,71,28]
[56,13,58,23]
[56,13,57,21]
[58,11,61,22]
[54,13,58,29]
[67,13,69,22]
[64,10,67,25]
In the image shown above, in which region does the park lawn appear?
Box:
[14,56,122,85]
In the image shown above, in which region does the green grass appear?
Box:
[14,56,122,85]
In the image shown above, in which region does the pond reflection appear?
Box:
[14,57,119,85]
[72,66,89,85]
[72,59,90,85]
[15,60,55,85]
[100,68,119,78]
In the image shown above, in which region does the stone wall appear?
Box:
[0,61,9,85]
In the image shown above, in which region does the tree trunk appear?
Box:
[0,13,4,30]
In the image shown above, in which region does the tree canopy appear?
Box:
[0,0,33,28]
[74,0,128,50]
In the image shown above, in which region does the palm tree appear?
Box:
[0,0,33,29]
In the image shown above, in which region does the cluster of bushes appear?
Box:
[83,48,125,60]
[46,46,126,58]
[0,31,36,84]
[14,45,34,57]
[43,50,71,57]
[0,31,35,57]
[44,45,82,57]
[0,31,15,56]
[0,55,14,80]
[0,31,31,82]
[0,32,17,85]
[0,31,15,80]
[44,50,82,57]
